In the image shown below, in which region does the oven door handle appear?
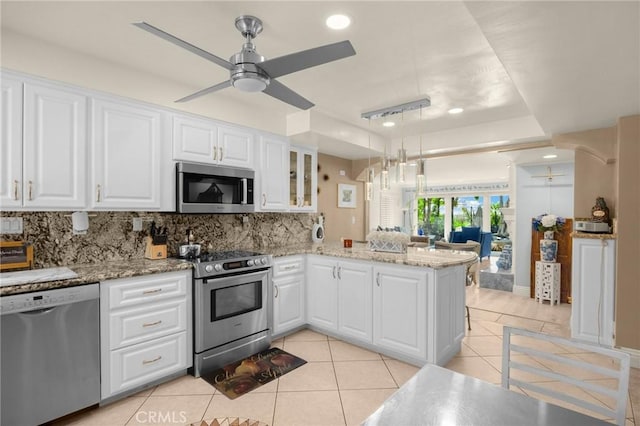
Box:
[241,178,248,205]
[201,268,270,285]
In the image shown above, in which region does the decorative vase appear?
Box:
[540,231,558,262]
[496,244,512,270]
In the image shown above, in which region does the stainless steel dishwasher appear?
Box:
[1,283,100,426]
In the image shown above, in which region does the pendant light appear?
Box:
[397,109,407,183]
[365,119,374,201]
[416,105,426,196]
[380,145,391,191]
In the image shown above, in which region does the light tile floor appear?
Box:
[57,289,638,426]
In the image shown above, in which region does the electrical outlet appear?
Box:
[242,216,249,224]
[1,217,23,234]
[352,216,356,225]
[132,218,143,231]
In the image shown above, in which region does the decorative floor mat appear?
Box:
[201,347,306,399]
[192,418,268,426]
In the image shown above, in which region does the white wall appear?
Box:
[513,163,574,294]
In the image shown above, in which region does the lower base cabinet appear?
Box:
[272,256,306,336]
[100,270,192,400]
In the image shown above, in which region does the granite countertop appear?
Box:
[1,242,476,296]
[0,258,193,296]
[267,242,478,269]
[571,231,617,240]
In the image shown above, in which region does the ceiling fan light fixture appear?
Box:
[326,14,351,30]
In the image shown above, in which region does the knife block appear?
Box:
[144,237,167,260]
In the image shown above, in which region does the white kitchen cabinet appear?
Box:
[256,134,289,211]
[100,270,192,400]
[289,146,317,212]
[0,76,23,208]
[428,265,465,365]
[172,114,253,168]
[306,255,372,343]
[373,264,427,360]
[571,237,615,346]
[0,76,87,210]
[272,256,306,336]
[91,97,164,210]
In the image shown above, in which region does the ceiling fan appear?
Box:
[133,15,356,110]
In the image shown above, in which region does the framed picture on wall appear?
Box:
[338,184,357,208]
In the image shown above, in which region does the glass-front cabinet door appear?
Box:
[289,146,317,212]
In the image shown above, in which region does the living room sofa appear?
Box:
[449,227,493,260]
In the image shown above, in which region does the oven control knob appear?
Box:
[247,259,254,266]
[214,263,223,272]
[261,257,268,265]
[204,264,213,273]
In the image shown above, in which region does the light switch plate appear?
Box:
[1,217,23,234]
[132,218,143,232]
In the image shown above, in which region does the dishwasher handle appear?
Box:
[19,307,57,315]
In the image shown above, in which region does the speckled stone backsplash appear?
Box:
[1,212,314,268]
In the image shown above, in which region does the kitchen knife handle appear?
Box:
[376,272,381,287]
[28,180,32,201]
[13,180,18,200]
[96,184,101,203]
[274,285,279,298]
[241,178,247,205]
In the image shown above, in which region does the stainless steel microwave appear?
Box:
[176,162,254,214]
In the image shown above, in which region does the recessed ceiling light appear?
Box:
[448,107,464,114]
[382,121,395,127]
[326,14,351,30]
[543,154,558,159]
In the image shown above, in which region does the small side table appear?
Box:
[535,261,561,305]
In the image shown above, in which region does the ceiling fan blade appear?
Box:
[263,80,314,110]
[133,22,233,71]
[176,80,232,103]
[259,40,356,79]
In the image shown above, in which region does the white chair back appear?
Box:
[502,326,630,425]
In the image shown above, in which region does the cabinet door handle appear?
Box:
[13,180,19,200]
[142,288,162,295]
[274,285,279,298]
[282,265,298,271]
[337,266,342,279]
[332,265,336,279]
[219,147,223,161]
[143,320,162,328]
[213,146,218,161]
[96,184,101,203]
[142,355,162,365]
[28,180,33,201]
[262,193,267,207]
[376,272,381,287]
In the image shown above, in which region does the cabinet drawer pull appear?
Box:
[13,180,18,200]
[142,320,162,327]
[376,272,381,287]
[332,266,336,279]
[142,355,162,365]
[262,193,267,207]
[219,147,223,161]
[213,147,218,161]
[274,285,279,298]
[337,266,342,279]
[142,288,162,295]
[28,180,33,201]
[96,184,101,203]
[282,265,298,271]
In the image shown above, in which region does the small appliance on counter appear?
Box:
[177,228,201,259]
[144,222,167,260]
[575,221,611,234]
[312,214,325,243]
[0,241,34,271]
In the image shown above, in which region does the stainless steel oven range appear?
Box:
[191,250,272,377]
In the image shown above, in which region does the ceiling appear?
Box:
[1,1,638,184]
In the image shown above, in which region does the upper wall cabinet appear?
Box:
[172,114,253,169]
[1,75,87,210]
[90,97,164,210]
[289,146,317,212]
[255,134,289,212]
[1,76,23,208]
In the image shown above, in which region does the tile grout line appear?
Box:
[327,339,349,426]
